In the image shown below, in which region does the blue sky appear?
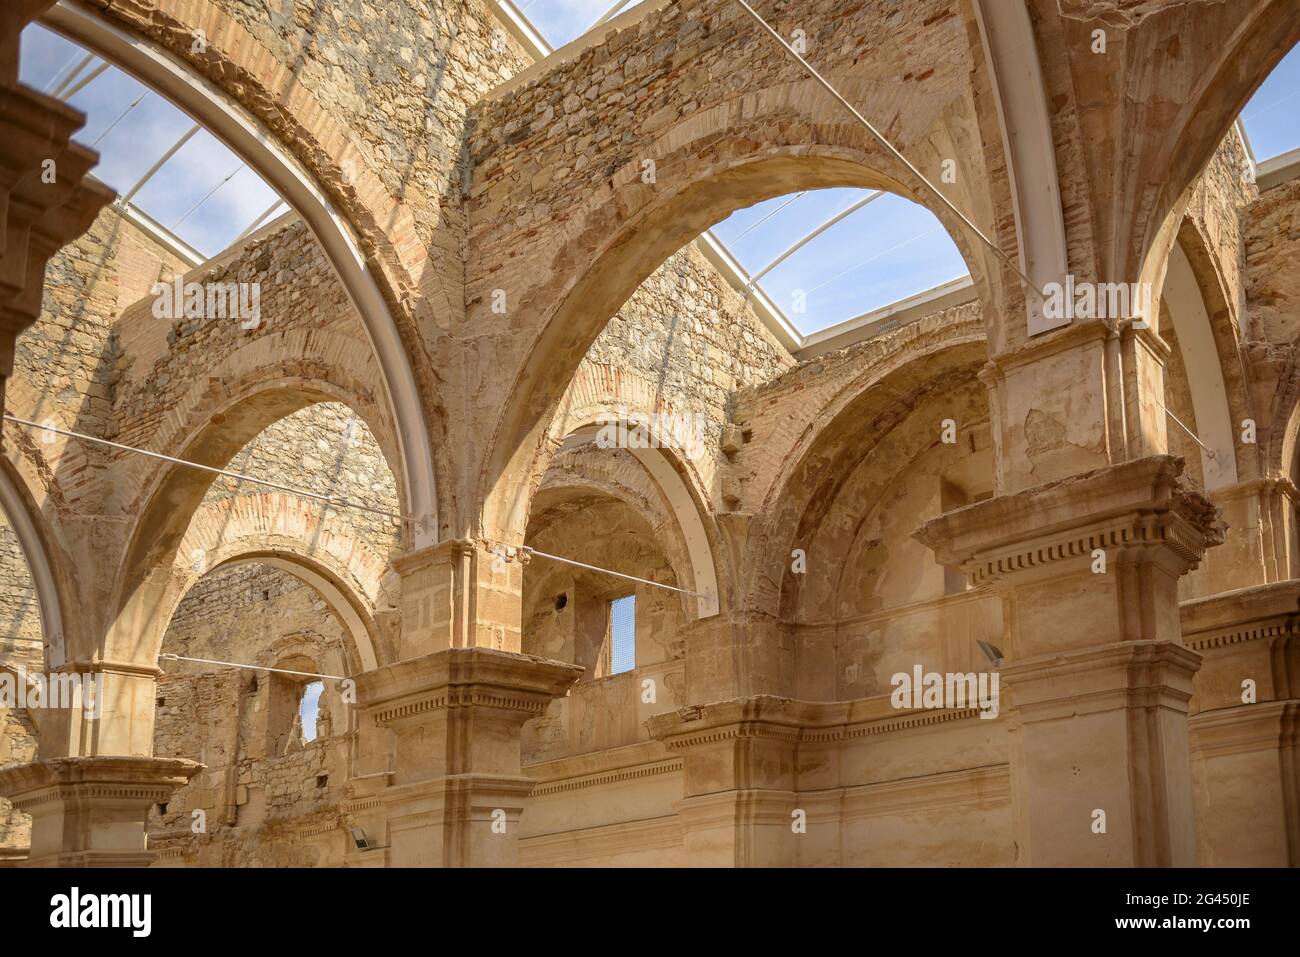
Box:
[1240,43,1300,160]
[20,11,1299,332]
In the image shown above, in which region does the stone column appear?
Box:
[649,697,800,867]
[917,455,1223,866]
[0,756,199,867]
[355,647,581,867]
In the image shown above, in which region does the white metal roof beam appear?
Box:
[121,123,199,204]
[747,190,883,286]
[58,60,108,100]
[47,50,93,96]
[592,0,637,28]
[233,199,287,244]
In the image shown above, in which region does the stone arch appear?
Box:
[532,447,705,624]
[479,139,997,546]
[1159,226,1250,490]
[106,384,399,670]
[0,459,67,669]
[41,1,441,545]
[510,365,725,617]
[739,327,989,619]
[108,328,402,513]
[1123,15,1300,306]
[158,491,389,675]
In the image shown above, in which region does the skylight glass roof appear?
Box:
[520,0,652,48]
[19,23,283,261]
[1240,43,1300,161]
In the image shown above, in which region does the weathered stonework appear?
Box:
[0,0,1297,869]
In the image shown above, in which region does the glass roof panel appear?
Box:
[19,23,284,261]
[521,0,653,49]
[711,188,864,270]
[1241,44,1300,161]
[757,192,967,333]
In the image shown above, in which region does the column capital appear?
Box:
[351,648,581,866]
[0,756,200,867]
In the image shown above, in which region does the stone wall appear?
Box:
[150,559,353,868]
[522,478,689,764]
[194,401,402,560]
[0,518,40,647]
[584,240,794,446]
[6,204,189,448]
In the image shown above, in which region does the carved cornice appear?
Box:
[1180,580,1300,652]
[648,694,988,751]
[370,687,556,725]
[530,759,683,797]
[0,756,201,810]
[915,456,1225,587]
[357,647,582,727]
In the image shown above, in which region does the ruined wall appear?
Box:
[111,218,365,450]
[194,401,402,561]
[6,204,189,443]
[1182,130,1255,341]
[151,561,352,868]
[212,0,531,307]
[1246,177,1300,350]
[0,518,40,648]
[522,482,688,765]
[584,241,794,445]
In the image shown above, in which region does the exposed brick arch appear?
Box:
[65,0,425,300]
[145,491,390,674]
[103,379,398,673]
[43,0,455,543]
[108,328,403,516]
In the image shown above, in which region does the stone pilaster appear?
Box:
[917,455,1224,865]
[0,756,199,867]
[35,658,164,759]
[649,697,801,867]
[391,539,525,660]
[982,319,1170,495]
[354,647,581,867]
[1181,581,1300,866]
